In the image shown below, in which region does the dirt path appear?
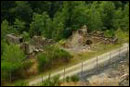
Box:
[29,43,129,86]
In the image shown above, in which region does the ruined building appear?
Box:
[6,34,54,55]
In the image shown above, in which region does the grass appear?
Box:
[9,41,127,86]
[4,29,129,86]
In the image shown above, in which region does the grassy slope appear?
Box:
[9,42,123,86]
[7,31,129,86]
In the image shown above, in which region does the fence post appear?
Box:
[96,56,98,73]
[82,62,83,74]
[42,75,43,83]
[127,46,129,58]
[63,67,65,82]
[48,73,51,81]
[119,47,121,58]
[109,52,111,64]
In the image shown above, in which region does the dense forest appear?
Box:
[1,1,129,86]
[1,1,129,40]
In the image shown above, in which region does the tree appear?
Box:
[1,20,13,39]
[1,40,8,57]
[113,8,123,30]
[86,2,103,31]
[29,1,51,14]
[52,11,65,40]
[10,1,33,25]
[113,3,129,31]
[70,1,87,30]
[99,1,116,30]
[121,3,129,31]
[22,31,30,41]
[37,53,49,71]
[1,44,26,82]
[29,12,52,37]
[1,1,16,23]
[13,18,26,34]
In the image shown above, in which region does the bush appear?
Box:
[115,28,129,42]
[37,45,72,71]
[14,81,27,86]
[37,53,49,71]
[1,44,26,82]
[65,76,71,82]
[22,31,30,41]
[45,45,72,62]
[23,60,33,70]
[40,75,60,86]
[65,75,79,82]
[104,30,115,37]
[1,40,8,57]
[70,75,79,82]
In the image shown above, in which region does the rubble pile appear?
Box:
[63,25,118,53]
[6,34,54,55]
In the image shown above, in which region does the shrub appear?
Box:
[40,75,60,86]
[1,44,26,82]
[37,53,49,71]
[104,30,115,37]
[37,45,72,71]
[14,81,27,86]
[22,31,30,41]
[23,60,33,70]
[115,28,129,42]
[45,45,72,62]
[65,75,79,82]
[70,75,79,82]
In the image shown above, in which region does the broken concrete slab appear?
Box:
[6,33,23,44]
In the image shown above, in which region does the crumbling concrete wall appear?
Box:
[65,25,89,48]
[6,34,23,44]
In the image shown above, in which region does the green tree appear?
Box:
[37,45,72,71]
[29,1,51,14]
[1,20,13,39]
[29,12,52,37]
[113,3,129,31]
[13,18,26,34]
[37,53,49,71]
[1,1,16,23]
[86,2,103,31]
[1,44,26,82]
[10,1,33,24]
[121,3,129,31]
[99,1,115,30]
[22,31,30,41]
[70,1,87,30]
[52,11,65,41]
[1,40,8,57]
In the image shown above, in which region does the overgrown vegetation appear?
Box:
[37,45,72,71]
[65,75,79,82]
[1,44,26,83]
[40,75,79,86]
[40,75,61,86]
[1,1,129,41]
[1,1,129,86]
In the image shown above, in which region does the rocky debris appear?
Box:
[84,56,129,86]
[65,25,88,48]
[6,33,23,44]
[90,31,118,44]
[31,36,54,49]
[20,36,54,55]
[6,34,54,55]
[87,74,119,86]
[63,25,118,53]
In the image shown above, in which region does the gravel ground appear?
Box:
[78,55,129,86]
